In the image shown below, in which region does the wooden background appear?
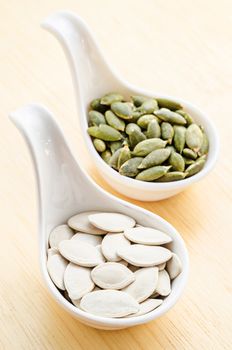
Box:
[1,0,232,349]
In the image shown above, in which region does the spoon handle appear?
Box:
[42,11,124,114]
[9,104,100,228]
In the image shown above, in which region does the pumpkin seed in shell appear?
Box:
[88,212,135,232]
[155,270,171,296]
[47,253,68,290]
[91,262,135,289]
[49,224,74,249]
[64,263,94,300]
[124,226,172,245]
[166,253,182,279]
[126,298,163,317]
[80,290,139,318]
[122,267,158,303]
[102,233,131,262]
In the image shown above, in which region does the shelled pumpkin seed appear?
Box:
[87,93,209,182]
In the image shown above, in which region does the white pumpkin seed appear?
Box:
[91,262,135,289]
[95,245,106,263]
[101,233,131,262]
[80,290,139,317]
[124,226,172,245]
[68,211,107,235]
[49,224,74,248]
[71,232,102,246]
[166,253,182,279]
[122,267,158,302]
[58,240,104,267]
[117,244,172,267]
[47,253,68,290]
[64,263,94,300]
[47,247,59,258]
[126,298,163,317]
[88,213,135,232]
[155,270,171,296]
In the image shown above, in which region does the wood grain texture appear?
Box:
[1,0,232,349]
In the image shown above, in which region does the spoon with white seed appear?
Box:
[10,104,188,330]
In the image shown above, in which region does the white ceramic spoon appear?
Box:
[41,11,219,201]
[10,104,188,329]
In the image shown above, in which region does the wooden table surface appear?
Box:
[1,0,232,349]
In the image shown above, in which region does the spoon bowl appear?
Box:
[42,11,219,201]
[10,104,189,329]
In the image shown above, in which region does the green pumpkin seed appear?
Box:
[129,129,146,148]
[105,110,125,131]
[185,158,205,177]
[136,166,171,182]
[146,119,161,138]
[117,145,131,169]
[111,102,133,120]
[183,157,195,165]
[137,99,159,114]
[109,140,123,154]
[119,157,143,177]
[109,148,122,169]
[125,123,141,135]
[131,109,143,122]
[138,148,171,169]
[137,114,158,129]
[90,98,108,113]
[176,110,193,125]
[161,122,174,144]
[88,124,122,141]
[186,124,203,152]
[131,95,148,107]
[157,171,186,182]
[156,98,182,111]
[169,151,185,172]
[93,138,106,153]
[100,92,123,105]
[182,148,198,160]
[101,150,112,164]
[155,108,186,125]
[173,126,186,153]
[133,138,167,156]
[88,110,106,126]
[198,129,209,156]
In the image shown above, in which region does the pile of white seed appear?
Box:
[47,212,182,318]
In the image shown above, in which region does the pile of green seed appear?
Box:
[87,93,209,182]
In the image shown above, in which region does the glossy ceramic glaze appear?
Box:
[42,11,219,201]
[10,104,188,329]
